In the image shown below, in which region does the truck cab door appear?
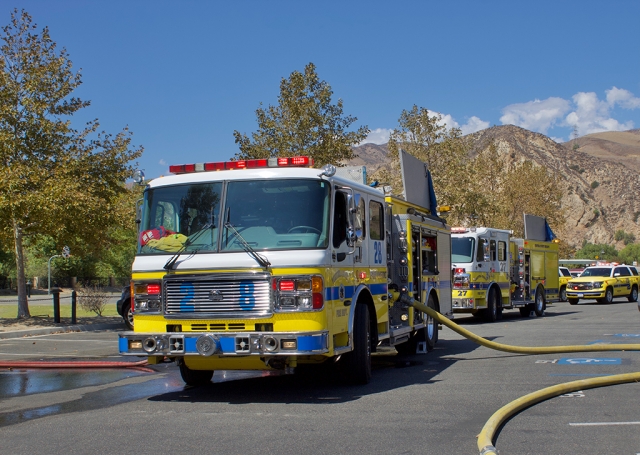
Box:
[330,188,357,337]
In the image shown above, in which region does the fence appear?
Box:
[0,276,130,291]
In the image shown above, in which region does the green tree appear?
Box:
[233,62,369,166]
[371,106,471,220]
[574,243,619,262]
[619,242,640,266]
[457,140,504,226]
[0,10,143,318]
[496,160,564,237]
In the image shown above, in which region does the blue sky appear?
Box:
[11,1,640,179]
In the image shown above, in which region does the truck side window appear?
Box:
[356,196,366,239]
[333,192,348,248]
[498,241,506,261]
[490,240,497,261]
[369,200,384,240]
[476,238,487,262]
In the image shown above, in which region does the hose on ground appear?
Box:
[476,372,640,455]
[406,297,640,455]
[408,298,640,354]
[0,359,148,369]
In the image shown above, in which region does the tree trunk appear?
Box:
[13,218,30,318]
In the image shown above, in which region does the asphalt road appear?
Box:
[0,298,639,455]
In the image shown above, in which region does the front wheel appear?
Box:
[568,298,579,305]
[484,289,498,322]
[628,286,638,302]
[179,362,214,386]
[559,286,567,302]
[341,304,372,384]
[122,303,134,330]
[603,287,614,304]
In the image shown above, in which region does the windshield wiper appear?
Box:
[224,222,271,269]
[163,223,213,270]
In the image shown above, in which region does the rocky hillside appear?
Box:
[351,125,640,250]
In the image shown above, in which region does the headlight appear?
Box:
[592,281,603,288]
[133,281,162,314]
[273,276,323,311]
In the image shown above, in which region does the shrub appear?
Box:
[78,285,108,316]
[591,181,600,189]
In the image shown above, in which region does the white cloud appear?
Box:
[159,159,167,165]
[500,97,571,134]
[460,116,490,135]
[360,128,393,145]
[500,87,640,139]
[426,110,489,135]
[565,90,635,135]
[606,86,640,109]
[360,111,490,145]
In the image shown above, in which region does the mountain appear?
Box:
[351,125,640,251]
[563,129,640,174]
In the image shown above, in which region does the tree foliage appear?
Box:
[574,243,619,262]
[233,62,369,166]
[0,10,143,318]
[370,106,470,215]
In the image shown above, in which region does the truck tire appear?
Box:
[484,289,498,322]
[568,298,579,305]
[342,304,372,384]
[425,294,437,350]
[179,361,214,386]
[603,287,614,304]
[628,286,638,302]
[533,288,545,317]
[559,286,567,302]
[122,303,134,330]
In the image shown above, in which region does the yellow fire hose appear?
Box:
[408,299,640,455]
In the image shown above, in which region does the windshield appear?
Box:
[451,237,475,263]
[139,182,222,254]
[138,178,330,254]
[579,267,612,277]
[221,179,329,251]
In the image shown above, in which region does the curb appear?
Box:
[0,322,125,340]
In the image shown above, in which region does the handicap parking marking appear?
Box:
[557,358,622,365]
[612,333,640,338]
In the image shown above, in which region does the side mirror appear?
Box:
[346,193,363,245]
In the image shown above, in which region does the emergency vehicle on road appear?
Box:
[566,264,639,305]
[451,216,560,321]
[118,153,452,385]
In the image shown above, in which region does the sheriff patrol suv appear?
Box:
[566,264,639,305]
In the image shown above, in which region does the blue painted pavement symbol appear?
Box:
[558,358,621,365]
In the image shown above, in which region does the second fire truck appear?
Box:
[451,215,560,321]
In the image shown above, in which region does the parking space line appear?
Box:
[569,422,640,426]
[549,373,616,377]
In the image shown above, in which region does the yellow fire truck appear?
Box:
[451,215,559,321]
[118,152,452,385]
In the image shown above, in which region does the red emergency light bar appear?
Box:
[169,156,314,174]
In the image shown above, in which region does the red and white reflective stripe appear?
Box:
[169,156,314,174]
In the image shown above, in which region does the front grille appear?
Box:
[572,283,593,291]
[188,323,246,331]
[164,273,272,318]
